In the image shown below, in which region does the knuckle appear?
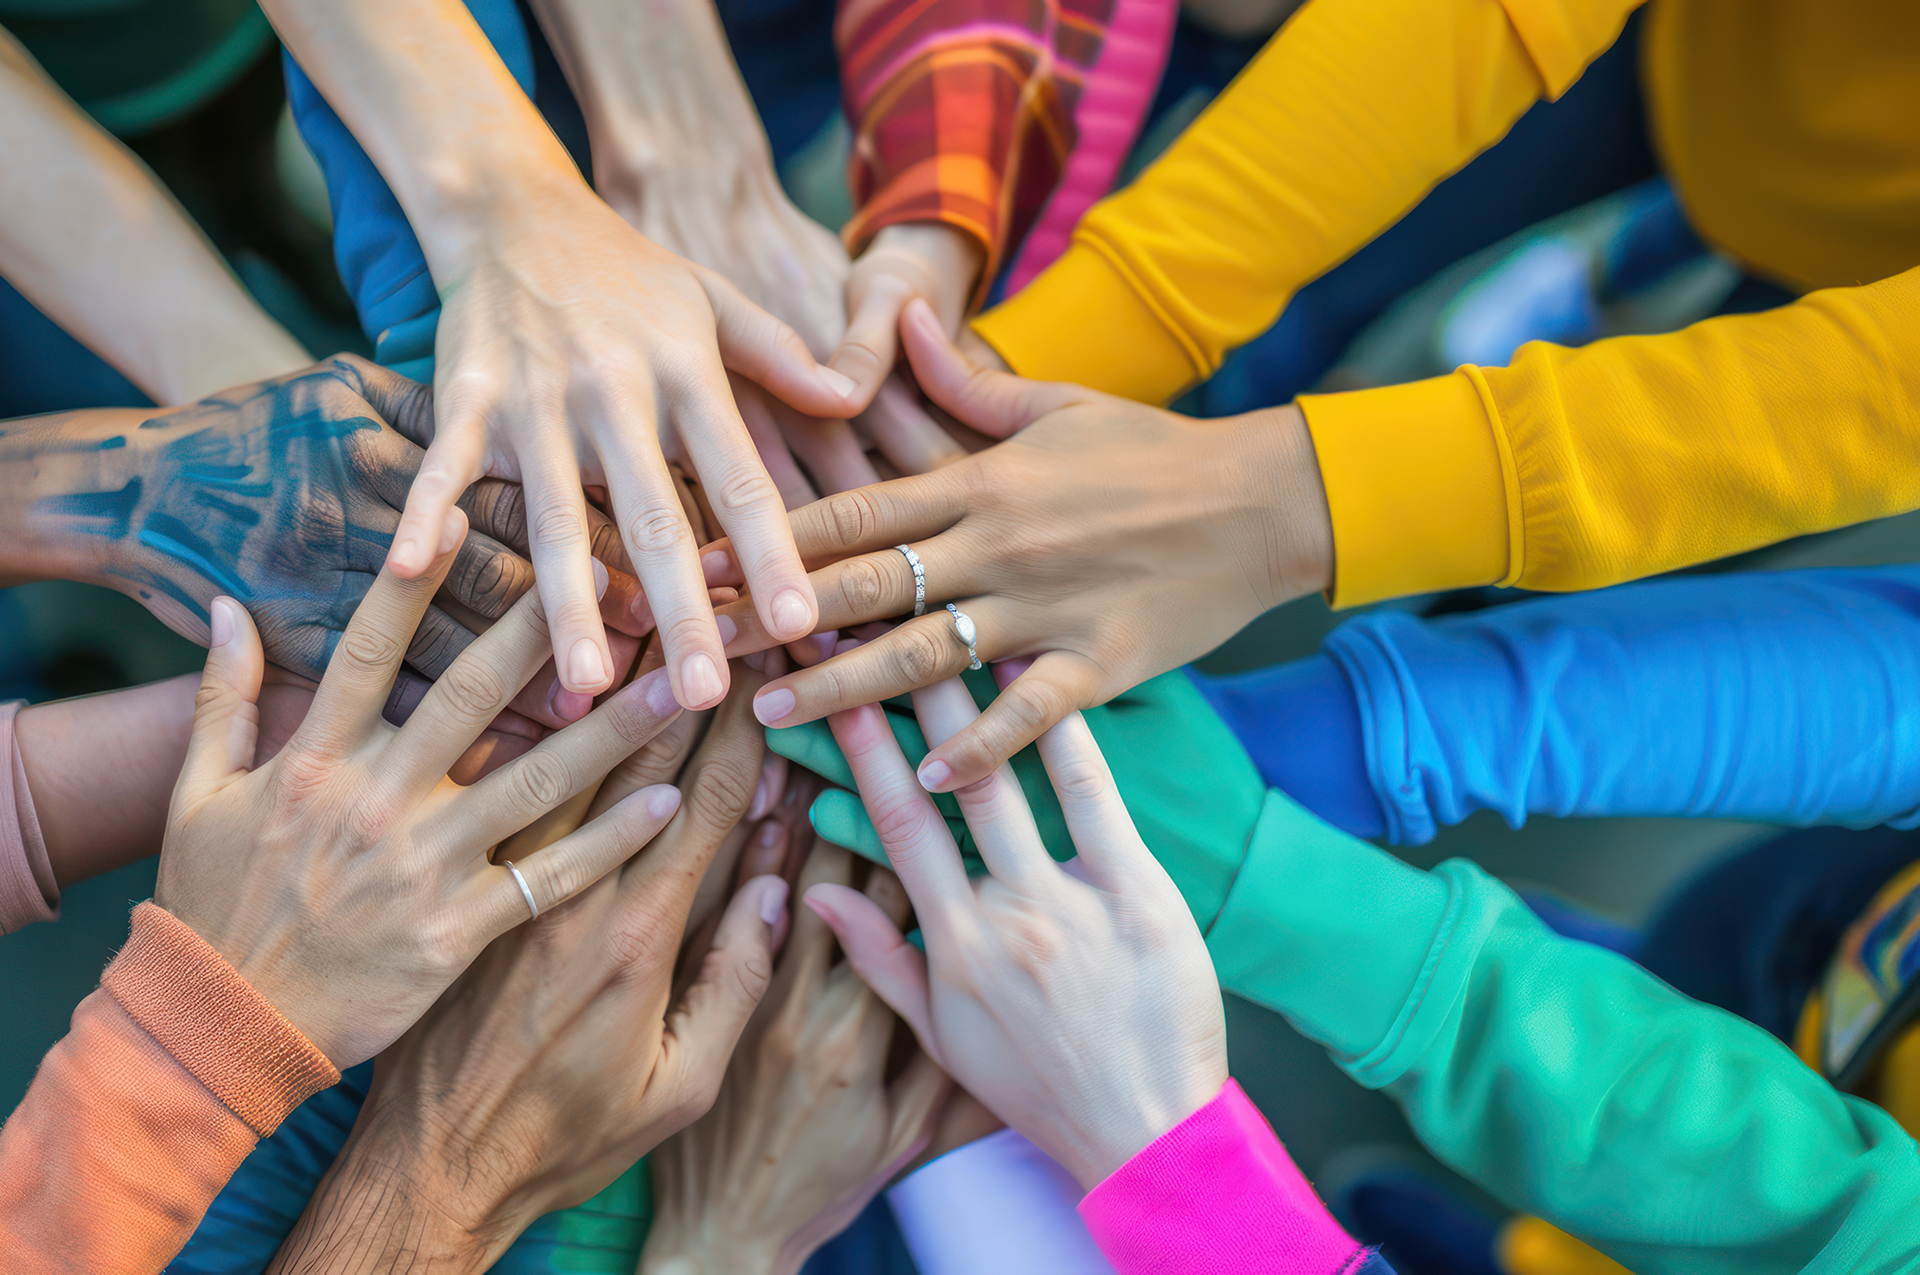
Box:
[895,623,951,685]
[837,557,889,615]
[869,791,937,848]
[340,625,404,671]
[531,501,589,551]
[345,784,403,845]
[732,948,776,1010]
[685,753,757,828]
[510,752,576,812]
[824,490,883,550]
[434,660,509,724]
[624,504,694,559]
[711,466,780,519]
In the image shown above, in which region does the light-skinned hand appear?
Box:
[804,675,1228,1189]
[703,298,1335,791]
[155,512,690,1068]
[264,673,784,1273]
[643,841,950,1275]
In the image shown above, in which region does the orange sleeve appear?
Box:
[0,902,338,1271]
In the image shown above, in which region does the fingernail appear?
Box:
[637,666,677,716]
[592,558,610,599]
[834,636,861,656]
[702,550,732,578]
[749,771,774,820]
[569,640,608,690]
[548,682,592,722]
[758,819,783,848]
[743,650,768,674]
[759,876,791,926]
[770,589,812,641]
[754,687,796,726]
[391,537,419,570]
[918,759,952,791]
[716,614,738,646]
[646,786,683,820]
[209,598,234,648]
[809,632,836,663]
[817,366,858,399]
[681,652,723,706]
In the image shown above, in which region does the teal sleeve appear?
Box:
[1209,791,1920,1274]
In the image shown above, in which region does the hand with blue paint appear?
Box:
[0,355,596,691]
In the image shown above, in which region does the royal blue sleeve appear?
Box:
[1202,567,1920,844]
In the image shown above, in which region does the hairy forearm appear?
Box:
[0,31,307,403]
[257,0,587,277]
[16,676,196,887]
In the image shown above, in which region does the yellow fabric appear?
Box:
[1644,0,1920,293]
[1497,1215,1635,1275]
[974,0,1920,606]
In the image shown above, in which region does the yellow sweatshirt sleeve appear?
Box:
[972,0,1642,403]
[1302,266,1920,607]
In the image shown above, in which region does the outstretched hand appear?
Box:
[805,674,1227,1188]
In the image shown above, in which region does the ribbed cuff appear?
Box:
[101,902,340,1136]
[0,701,57,935]
[1299,371,1514,608]
[971,240,1201,403]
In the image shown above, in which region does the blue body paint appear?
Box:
[36,477,142,539]
[138,513,252,598]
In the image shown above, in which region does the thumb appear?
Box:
[178,597,265,801]
[830,272,914,407]
[700,266,868,418]
[804,881,935,1049]
[666,874,788,1085]
[333,353,436,447]
[899,298,1085,439]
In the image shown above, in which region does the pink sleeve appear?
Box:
[0,701,57,934]
[1078,1078,1372,1275]
[0,902,339,1272]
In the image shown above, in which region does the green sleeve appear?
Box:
[1211,790,1920,1274]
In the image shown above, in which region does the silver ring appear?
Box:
[946,603,982,671]
[502,859,539,921]
[895,544,926,617]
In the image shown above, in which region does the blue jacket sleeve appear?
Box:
[1200,567,1920,844]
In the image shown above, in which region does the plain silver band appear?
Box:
[946,603,983,671]
[502,859,539,921]
[895,544,926,617]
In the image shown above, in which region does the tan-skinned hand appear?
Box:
[702,297,1335,792]
[155,510,690,1069]
[263,669,784,1274]
[807,674,1228,1189]
[643,841,950,1275]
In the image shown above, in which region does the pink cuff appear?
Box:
[1079,1079,1368,1275]
[0,702,56,934]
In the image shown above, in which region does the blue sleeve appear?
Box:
[1202,567,1920,844]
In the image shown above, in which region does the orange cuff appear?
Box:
[1300,370,1514,608]
[101,902,339,1136]
[971,240,1202,403]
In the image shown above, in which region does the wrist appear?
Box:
[1228,402,1335,604]
[862,222,987,324]
[641,1221,782,1275]
[0,407,153,587]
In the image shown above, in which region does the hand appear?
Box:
[643,842,950,1275]
[264,669,782,1274]
[706,299,1335,790]
[5,356,556,683]
[155,515,690,1068]
[392,179,861,708]
[805,676,1228,1188]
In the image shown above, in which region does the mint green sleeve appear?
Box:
[1210,791,1920,1274]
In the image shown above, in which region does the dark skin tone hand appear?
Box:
[0,355,647,695]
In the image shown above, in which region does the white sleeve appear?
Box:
[885,1128,1116,1275]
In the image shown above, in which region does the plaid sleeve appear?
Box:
[836,0,1118,305]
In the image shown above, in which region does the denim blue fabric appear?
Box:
[1199,568,1920,846]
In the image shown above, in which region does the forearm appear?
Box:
[258,0,587,279]
[0,406,152,587]
[0,32,306,404]
[17,676,196,888]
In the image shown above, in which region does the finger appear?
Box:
[660,874,789,1116]
[884,1048,954,1163]
[917,650,1102,793]
[864,861,913,931]
[749,750,787,822]
[520,456,617,697]
[340,355,436,447]
[434,669,685,852]
[390,421,485,577]
[700,266,865,418]
[735,816,790,886]
[294,510,466,755]
[716,539,977,660]
[900,299,1087,440]
[857,374,968,477]
[599,433,731,711]
[667,379,822,650]
[804,881,933,1048]
[828,703,971,926]
[468,780,686,933]
[752,607,984,729]
[734,376,821,510]
[177,597,266,802]
[830,273,912,405]
[701,466,968,585]
[909,678,1053,888]
[773,403,883,498]
[1033,709,1160,886]
[403,604,477,681]
[440,522,535,624]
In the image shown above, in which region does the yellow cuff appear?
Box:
[970,242,1201,403]
[1301,371,1513,608]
